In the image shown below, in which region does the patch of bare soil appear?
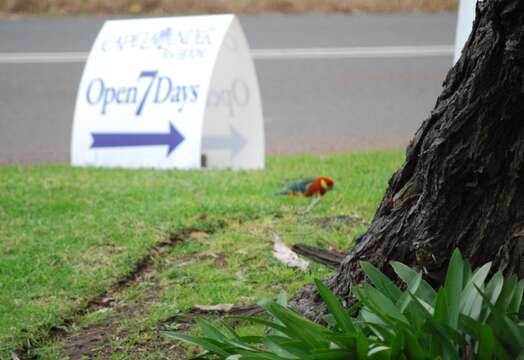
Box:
[162,303,263,334]
[52,227,215,360]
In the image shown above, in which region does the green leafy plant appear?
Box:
[165,249,524,359]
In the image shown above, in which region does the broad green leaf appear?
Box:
[485,271,504,305]
[360,321,396,343]
[474,284,524,353]
[360,307,387,329]
[406,292,452,357]
[260,300,330,348]
[261,336,310,359]
[221,335,264,353]
[323,313,338,328]
[232,350,290,360]
[509,279,524,317]
[230,316,292,338]
[404,331,427,359]
[163,332,233,357]
[433,289,449,325]
[219,319,241,340]
[478,324,496,360]
[238,335,272,344]
[443,249,464,328]
[355,284,409,325]
[226,355,242,360]
[460,262,491,318]
[355,330,369,360]
[424,319,462,360]
[495,275,517,313]
[482,271,504,322]
[387,329,404,359]
[459,315,510,360]
[368,345,392,360]
[310,349,356,360]
[360,261,402,303]
[270,293,289,336]
[469,292,484,323]
[401,306,426,340]
[196,318,229,342]
[411,294,435,315]
[323,333,356,349]
[391,261,436,305]
[315,279,356,333]
[397,271,422,313]
[324,333,359,350]
[463,261,472,287]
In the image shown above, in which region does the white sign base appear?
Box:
[71,15,264,170]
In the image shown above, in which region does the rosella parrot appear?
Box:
[276,176,335,197]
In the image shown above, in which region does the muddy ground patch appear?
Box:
[32,227,218,360]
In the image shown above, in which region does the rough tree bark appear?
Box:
[292,0,524,319]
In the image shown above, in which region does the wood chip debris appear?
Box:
[190,304,263,316]
[271,231,309,271]
[193,304,234,312]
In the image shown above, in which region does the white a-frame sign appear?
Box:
[71,14,265,169]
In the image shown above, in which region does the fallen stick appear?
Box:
[190,304,263,316]
[271,231,310,271]
[291,244,345,268]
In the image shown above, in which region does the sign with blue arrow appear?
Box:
[91,123,184,156]
[71,14,264,169]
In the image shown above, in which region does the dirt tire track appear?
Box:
[16,226,216,360]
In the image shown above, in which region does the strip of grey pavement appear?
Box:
[0,45,454,64]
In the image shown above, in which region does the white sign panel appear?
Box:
[71,14,264,169]
[454,0,476,63]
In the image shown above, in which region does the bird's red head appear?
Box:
[318,176,334,193]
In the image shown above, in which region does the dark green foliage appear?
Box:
[165,249,524,359]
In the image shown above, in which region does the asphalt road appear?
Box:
[0,14,457,163]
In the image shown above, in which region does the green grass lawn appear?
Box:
[0,151,404,359]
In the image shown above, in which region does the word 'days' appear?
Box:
[85,70,199,115]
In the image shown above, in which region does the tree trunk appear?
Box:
[292,0,524,319]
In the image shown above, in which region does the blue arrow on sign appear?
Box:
[91,122,184,156]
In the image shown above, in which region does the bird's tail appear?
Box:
[274,190,302,196]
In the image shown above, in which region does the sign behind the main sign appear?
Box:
[202,17,264,169]
[454,0,476,63]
